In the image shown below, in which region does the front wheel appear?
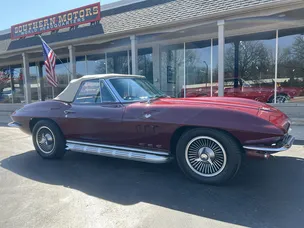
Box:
[269,94,290,103]
[176,128,242,185]
[32,120,66,159]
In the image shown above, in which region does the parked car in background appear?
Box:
[9,74,295,185]
[180,78,304,103]
[0,88,23,103]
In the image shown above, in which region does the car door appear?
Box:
[121,102,171,151]
[60,79,125,145]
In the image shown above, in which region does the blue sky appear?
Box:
[0,0,118,31]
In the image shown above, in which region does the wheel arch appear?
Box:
[170,126,243,155]
[29,118,60,133]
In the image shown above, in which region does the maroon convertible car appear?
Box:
[9,74,295,184]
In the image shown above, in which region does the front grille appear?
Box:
[277,134,290,147]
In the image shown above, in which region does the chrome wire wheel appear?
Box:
[185,136,227,177]
[276,94,289,103]
[35,126,56,154]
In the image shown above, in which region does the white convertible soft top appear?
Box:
[54,74,144,102]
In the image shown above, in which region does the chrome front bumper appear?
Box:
[8,122,21,128]
[243,134,295,153]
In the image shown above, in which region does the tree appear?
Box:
[224,41,274,84]
[186,49,209,85]
[277,35,304,87]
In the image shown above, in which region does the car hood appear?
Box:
[153,97,267,112]
[150,97,290,133]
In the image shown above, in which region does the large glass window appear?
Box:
[107,51,130,74]
[138,48,153,83]
[159,32,276,102]
[219,32,276,103]
[0,67,14,103]
[76,56,87,78]
[277,28,304,103]
[161,44,185,97]
[29,64,40,102]
[9,65,25,103]
[87,54,106,75]
[184,41,212,98]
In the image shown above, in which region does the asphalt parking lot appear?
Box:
[0,126,303,228]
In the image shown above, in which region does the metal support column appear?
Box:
[152,44,161,89]
[274,29,279,103]
[35,62,42,101]
[38,62,45,101]
[210,39,213,97]
[105,53,108,74]
[127,50,130,75]
[234,40,239,88]
[183,42,186,98]
[68,45,76,80]
[217,20,225,97]
[22,53,31,104]
[85,55,88,75]
[130,35,138,75]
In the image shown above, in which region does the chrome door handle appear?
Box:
[64,110,75,115]
[144,113,151,119]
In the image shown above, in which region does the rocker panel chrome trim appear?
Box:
[66,141,171,164]
[66,140,169,156]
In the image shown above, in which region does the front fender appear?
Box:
[183,108,284,145]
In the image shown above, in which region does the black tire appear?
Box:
[176,128,242,185]
[32,120,66,159]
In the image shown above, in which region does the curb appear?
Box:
[295,140,304,145]
[291,118,304,126]
[292,123,304,126]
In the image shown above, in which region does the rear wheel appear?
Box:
[176,128,242,185]
[32,120,66,159]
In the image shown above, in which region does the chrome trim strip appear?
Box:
[8,122,21,128]
[243,135,295,153]
[66,141,171,164]
[66,140,169,156]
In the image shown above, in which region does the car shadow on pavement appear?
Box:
[1,150,304,227]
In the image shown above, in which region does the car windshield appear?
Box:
[109,78,166,101]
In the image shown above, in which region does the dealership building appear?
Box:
[1,0,304,115]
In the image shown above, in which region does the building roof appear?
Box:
[55,74,144,102]
[0,0,285,55]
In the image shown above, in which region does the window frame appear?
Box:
[73,79,119,105]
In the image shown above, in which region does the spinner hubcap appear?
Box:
[36,126,55,154]
[185,136,227,177]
